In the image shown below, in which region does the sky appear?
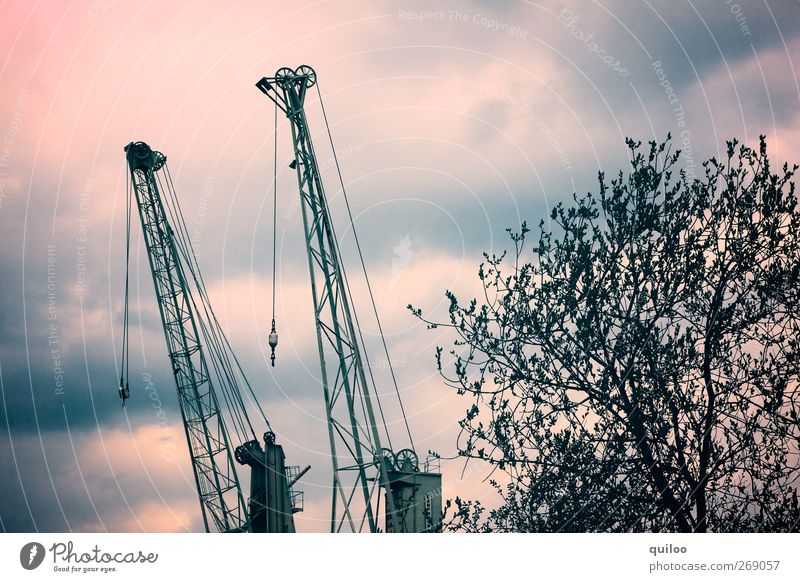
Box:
[1,0,799,533]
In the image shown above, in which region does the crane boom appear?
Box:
[125,142,247,533]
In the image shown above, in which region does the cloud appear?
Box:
[0,424,201,532]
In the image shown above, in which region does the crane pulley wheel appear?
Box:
[274,67,296,88]
[294,65,316,87]
[394,449,419,472]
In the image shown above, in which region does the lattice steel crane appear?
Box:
[119,141,305,533]
[256,66,443,533]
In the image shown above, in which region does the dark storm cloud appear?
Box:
[549,0,799,95]
[0,425,204,532]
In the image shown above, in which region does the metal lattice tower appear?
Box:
[256,67,401,532]
[124,142,247,533]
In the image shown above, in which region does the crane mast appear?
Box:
[123,142,299,533]
[256,66,442,533]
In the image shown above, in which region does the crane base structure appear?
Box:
[235,432,300,533]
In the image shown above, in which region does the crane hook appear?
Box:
[268,319,278,367]
[118,377,130,406]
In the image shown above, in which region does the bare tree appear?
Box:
[412,137,800,532]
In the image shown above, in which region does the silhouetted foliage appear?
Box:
[412,136,800,532]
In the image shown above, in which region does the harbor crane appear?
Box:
[256,65,442,533]
[117,66,441,533]
[120,141,303,533]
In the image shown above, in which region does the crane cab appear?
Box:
[381,449,443,533]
